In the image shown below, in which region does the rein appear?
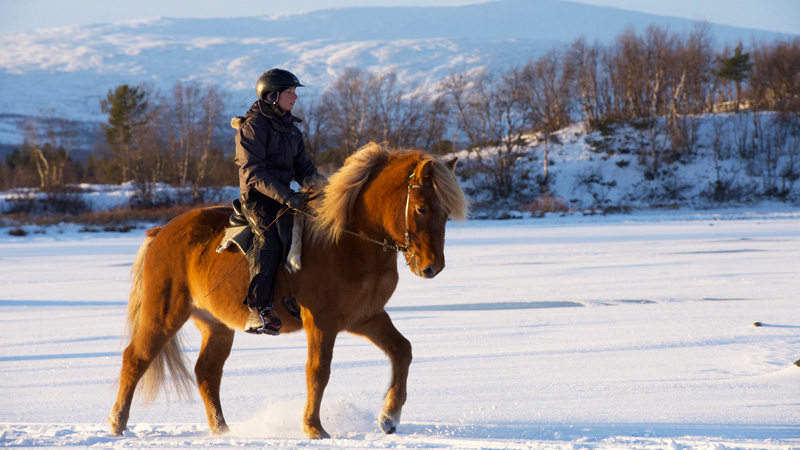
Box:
[296,206,409,253]
[300,175,434,254]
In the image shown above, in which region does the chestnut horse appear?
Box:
[108,143,469,439]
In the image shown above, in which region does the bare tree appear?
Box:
[681,22,716,114]
[365,70,429,148]
[749,37,800,114]
[295,97,329,165]
[21,109,79,190]
[418,94,452,153]
[445,67,533,199]
[523,48,572,185]
[163,81,225,199]
[321,68,370,157]
[605,27,648,119]
[132,97,168,186]
[444,70,492,149]
[564,37,603,125]
[23,116,52,190]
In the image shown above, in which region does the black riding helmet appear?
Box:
[256,69,304,103]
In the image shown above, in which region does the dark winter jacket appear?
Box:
[234,100,319,204]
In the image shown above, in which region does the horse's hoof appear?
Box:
[108,418,125,436]
[377,412,397,434]
[210,424,230,435]
[303,425,331,439]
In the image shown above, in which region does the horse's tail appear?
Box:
[126,226,194,404]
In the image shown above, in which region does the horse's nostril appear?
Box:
[422,266,436,278]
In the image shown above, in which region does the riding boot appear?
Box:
[244,245,283,335]
[245,305,282,335]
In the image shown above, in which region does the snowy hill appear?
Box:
[0,0,792,153]
[455,111,800,214]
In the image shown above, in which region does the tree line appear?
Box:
[2,23,798,207]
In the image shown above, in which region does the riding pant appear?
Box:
[241,191,290,309]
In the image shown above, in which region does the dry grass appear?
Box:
[1,202,228,230]
[519,194,569,214]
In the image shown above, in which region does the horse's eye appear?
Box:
[415,205,428,215]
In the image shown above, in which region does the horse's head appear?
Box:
[307,143,468,278]
[402,157,464,279]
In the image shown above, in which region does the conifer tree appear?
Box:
[100,84,148,182]
[715,43,753,112]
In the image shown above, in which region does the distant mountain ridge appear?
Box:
[0,0,792,152]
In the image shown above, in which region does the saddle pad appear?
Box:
[216,214,304,273]
[216,226,252,254]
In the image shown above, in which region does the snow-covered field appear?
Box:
[1,208,799,449]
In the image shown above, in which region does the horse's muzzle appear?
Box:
[408,252,442,279]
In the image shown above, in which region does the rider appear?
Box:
[234,68,321,335]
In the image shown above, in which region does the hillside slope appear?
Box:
[456,112,800,216]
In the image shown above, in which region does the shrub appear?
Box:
[519,194,569,214]
[44,190,90,215]
[8,228,28,237]
[2,192,37,214]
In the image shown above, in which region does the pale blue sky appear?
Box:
[0,0,798,34]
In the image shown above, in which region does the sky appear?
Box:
[0,0,798,35]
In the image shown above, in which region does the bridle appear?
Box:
[300,172,435,254]
[399,179,435,255]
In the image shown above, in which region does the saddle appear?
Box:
[216,198,304,273]
[229,198,249,227]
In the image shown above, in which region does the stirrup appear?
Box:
[245,306,281,336]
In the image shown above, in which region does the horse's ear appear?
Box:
[416,159,433,179]
[446,157,458,172]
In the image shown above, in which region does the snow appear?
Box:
[1,208,799,449]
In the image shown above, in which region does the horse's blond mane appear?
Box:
[307,142,469,246]
[431,157,469,221]
[308,142,389,244]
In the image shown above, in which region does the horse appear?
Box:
[108,142,469,439]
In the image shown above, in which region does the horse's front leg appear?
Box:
[303,318,337,439]
[348,310,412,434]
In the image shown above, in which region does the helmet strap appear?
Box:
[258,99,287,118]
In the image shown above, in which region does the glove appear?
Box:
[285,192,306,211]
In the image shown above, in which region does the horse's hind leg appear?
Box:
[108,292,193,436]
[192,313,235,434]
[348,311,412,434]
